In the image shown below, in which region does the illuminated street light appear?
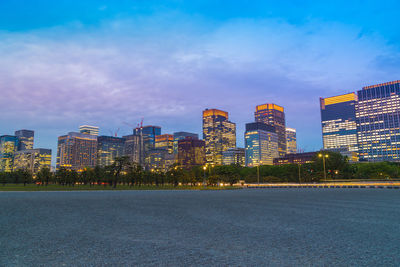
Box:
[318,153,329,180]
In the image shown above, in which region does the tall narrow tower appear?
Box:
[202,109,236,165]
[255,103,286,157]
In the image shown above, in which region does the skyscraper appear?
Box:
[123,134,141,164]
[79,125,99,136]
[0,135,19,172]
[97,136,125,167]
[202,109,236,165]
[132,125,161,168]
[13,149,52,174]
[245,122,278,167]
[155,134,174,154]
[254,103,286,157]
[173,132,199,155]
[222,148,245,166]
[15,130,34,151]
[320,93,358,152]
[56,132,98,171]
[177,137,206,169]
[356,80,400,161]
[286,127,297,154]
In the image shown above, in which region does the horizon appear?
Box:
[1,1,400,165]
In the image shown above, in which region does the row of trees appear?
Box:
[1,152,400,186]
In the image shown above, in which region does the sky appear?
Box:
[1,0,400,165]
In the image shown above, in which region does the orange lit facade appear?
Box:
[202,108,236,165]
[254,103,286,157]
[177,137,205,169]
[155,134,174,154]
[56,132,98,171]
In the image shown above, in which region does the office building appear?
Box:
[146,149,175,172]
[97,136,125,167]
[202,109,236,165]
[286,127,297,154]
[273,152,316,165]
[177,137,206,169]
[245,122,278,167]
[13,149,52,174]
[132,125,161,168]
[79,125,99,136]
[356,80,400,161]
[56,132,98,171]
[155,134,174,154]
[173,132,199,155]
[320,93,358,153]
[0,135,19,172]
[255,103,286,157]
[222,148,245,166]
[123,134,142,164]
[15,130,34,151]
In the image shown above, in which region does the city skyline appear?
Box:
[1,1,400,163]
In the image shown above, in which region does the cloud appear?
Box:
[0,15,399,159]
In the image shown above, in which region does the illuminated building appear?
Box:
[173,132,199,155]
[355,80,400,161]
[123,134,141,164]
[222,148,245,166]
[177,137,206,169]
[286,127,297,154]
[13,149,52,174]
[0,135,19,172]
[273,152,316,165]
[320,93,358,153]
[15,130,34,151]
[245,122,278,167]
[255,103,286,157]
[132,125,161,168]
[79,125,99,136]
[146,149,175,172]
[56,132,98,171]
[97,136,125,167]
[202,109,236,165]
[155,134,174,154]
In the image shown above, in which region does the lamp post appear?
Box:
[318,153,329,181]
[203,166,207,188]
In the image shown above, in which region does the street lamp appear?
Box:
[318,153,329,181]
[203,166,207,188]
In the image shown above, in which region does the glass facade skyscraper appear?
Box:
[254,103,286,157]
[245,122,278,167]
[320,93,358,152]
[155,134,174,154]
[56,132,98,171]
[222,147,245,166]
[0,135,19,172]
[177,137,206,169]
[285,127,297,154]
[202,109,236,166]
[97,136,125,167]
[79,125,99,136]
[173,132,199,155]
[15,130,34,151]
[356,80,400,161]
[132,125,161,169]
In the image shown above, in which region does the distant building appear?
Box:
[56,132,98,171]
[222,148,245,166]
[155,134,174,154]
[79,125,99,136]
[255,103,286,157]
[203,109,236,165]
[325,148,358,163]
[0,135,19,172]
[177,137,206,169]
[273,152,317,165]
[123,134,141,165]
[13,149,52,174]
[245,122,278,167]
[286,127,297,154]
[356,81,400,161]
[15,130,34,151]
[130,126,162,169]
[173,132,199,155]
[97,136,125,167]
[146,149,175,172]
[320,93,358,153]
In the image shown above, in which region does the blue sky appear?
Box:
[1,0,400,165]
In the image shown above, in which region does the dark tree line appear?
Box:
[1,152,400,186]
